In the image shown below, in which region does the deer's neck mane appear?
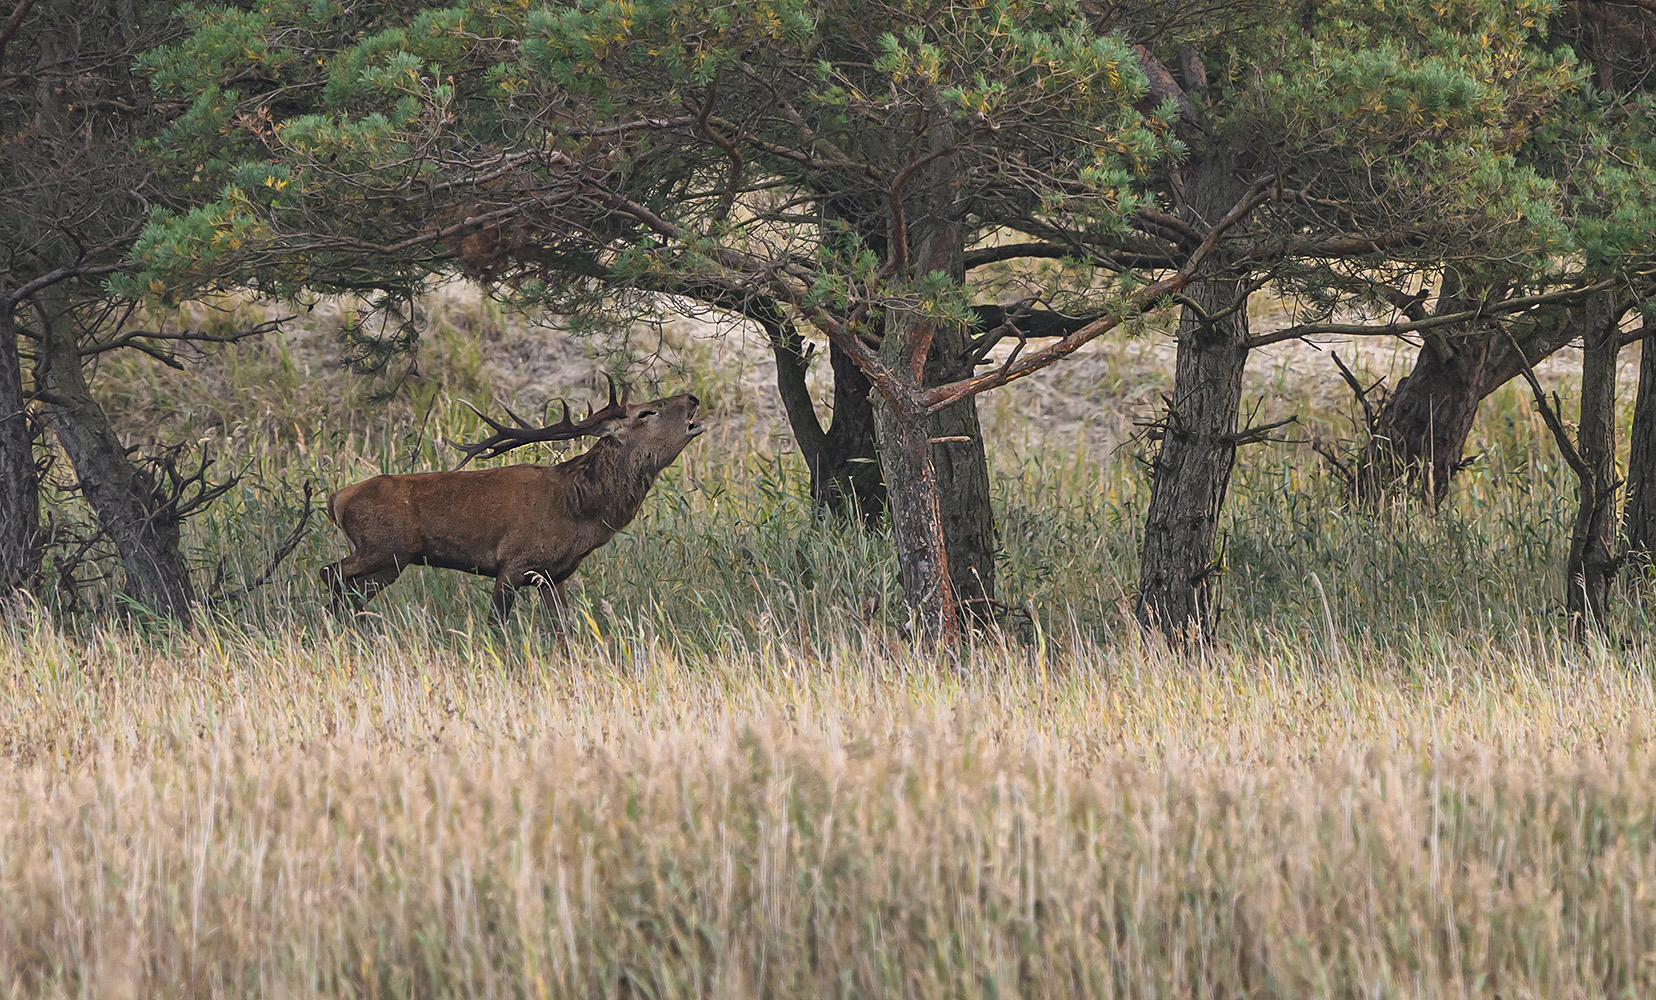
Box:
[559,438,660,521]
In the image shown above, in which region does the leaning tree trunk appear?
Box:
[0,304,38,598]
[1565,292,1623,631]
[1359,305,1579,503]
[1622,327,1656,571]
[1136,154,1251,641]
[1360,332,1497,502]
[825,341,887,520]
[35,294,195,618]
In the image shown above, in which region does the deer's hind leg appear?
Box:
[323,551,403,615]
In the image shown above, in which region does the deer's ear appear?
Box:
[596,421,622,440]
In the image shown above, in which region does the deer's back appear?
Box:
[328,466,603,575]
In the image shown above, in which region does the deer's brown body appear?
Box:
[322,390,702,622]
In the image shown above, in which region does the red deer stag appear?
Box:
[322,381,703,623]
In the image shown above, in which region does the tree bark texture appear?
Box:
[0,306,38,598]
[810,190,994,602]
[1622,329,1656,568]
[1565,292,1623,631]
[35,294,195,618]
[873,395,957,643]
[1359,306,1579,502]
[1135,154,1250,641]
[925,323,996,619]
[869,132,981,644]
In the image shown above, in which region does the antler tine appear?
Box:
[451,385,629,469]
[458,400,512,435]
[452,400,513,469]
[499,400,536,429]
[582,375,621,422]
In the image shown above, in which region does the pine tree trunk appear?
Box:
[824,341,886,521]
[35,294,195,618]
[1359,307,1579,502]
[1566,292,1622,632]
[1135,154,1250,641]
[868,129,980,643]
[1622,330,1656,569]
[925,324,996,619]
[769,290,993,633]
[873,394,958,644]
[816,186,992,591]
[0,305,38,598]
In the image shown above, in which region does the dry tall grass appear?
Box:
[3,615,1656,998]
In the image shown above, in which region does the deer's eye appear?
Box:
[636,409,658,420]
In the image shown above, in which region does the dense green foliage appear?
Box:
[125,0,1593,320]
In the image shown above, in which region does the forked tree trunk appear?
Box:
[1136,154,1250,641]
[35,294,195,618]
[803,194,993,600]
[0,305,38,598]
[1622,329,1656,570]
[763,306,886,522]
[1359,306,1579,502]
[868,133,981,644]
[1565,292,1623,631]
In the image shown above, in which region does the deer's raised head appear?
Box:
[593,390,705,473]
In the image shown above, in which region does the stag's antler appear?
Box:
[452,377,629,468]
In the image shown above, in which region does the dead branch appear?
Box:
[0,0,34,72]
[1503,324,1591,482]
[1225,415,1300,447]
[1245,279,1618,349]
[208,481,315,604]
[1329,351,1379,432]
[79,315,289,357]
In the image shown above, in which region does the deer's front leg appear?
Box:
[536,576,570,630]
[490,574,517,626]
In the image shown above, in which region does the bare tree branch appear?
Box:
[206,481,315,605]
[1244,279,1619,349]
[1505,324,1591,482]
[79,316,289,357]
[0,0,36,71]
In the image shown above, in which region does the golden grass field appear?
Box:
[5,293,1656,997]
